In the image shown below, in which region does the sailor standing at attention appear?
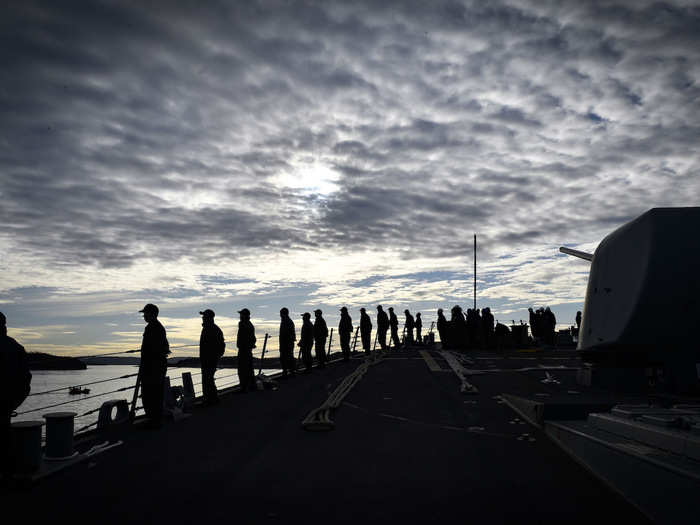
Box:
[404,309,415,345]
[313,309,329,368]
[415,313,423,345]
[298,313,314,373]
[236,308,257,392]
[437,308,449,349]
[139,304,170,429]
[279,307,297,377]
[388,307,400,349]
[360,307,372,354]
[376,305,389,351]
[338,307,353,361]
[1,312,31,476]
[199,309,225,405]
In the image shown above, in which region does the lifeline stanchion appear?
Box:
[372,331,378,351]
[257,333,269,376]
[351,327,359,352]
[327,328,334,360]
[129,367,142,422]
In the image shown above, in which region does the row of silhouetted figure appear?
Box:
[135,303,437,428]
[1,302,522,442]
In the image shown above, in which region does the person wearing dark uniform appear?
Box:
[360,307,372,354]
[199,309,225,406]
[1,312,31,476]
[415,313,423,345]
[313,309,328,368]
[236,308,257,392]
[298,313,314,373]
[376,305,389,351]
[437,308,449,349]
[279,307,296,377]
[482,307,495,349]
[404,310,415,346]
[388,307,400,349]
[544,307,557,345]
[528,307,537,342]
[338,307,353,361]
[575,311,582,333]
[138,303,170,428]
[450,305,466,350]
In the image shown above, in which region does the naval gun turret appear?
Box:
[561,207,700,393]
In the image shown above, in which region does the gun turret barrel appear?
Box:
[559,247,593,261]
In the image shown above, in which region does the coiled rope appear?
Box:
[302,352,385,431]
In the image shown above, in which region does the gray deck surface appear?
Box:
[9,347,650,523]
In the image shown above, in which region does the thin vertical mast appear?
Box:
[473,234,477,310]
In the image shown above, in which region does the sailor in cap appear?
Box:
[388,307,400,349]
[298,313,314,372]
[313,309,329,368]
[415,312,422,345]
[338,306,353,361]
[279,307,296,377]
[376,305,389,351]
[437,308,449,349]
[360,307,372,354]
[199,309,225,405]
[404,309,415,346]
[138,303,170,428]
[236,308,256,392]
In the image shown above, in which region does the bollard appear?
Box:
[97,399,130,438]
[43,412,77,459]
[163,376,175,409]
[11,421,43,474]
[182,372,195,404]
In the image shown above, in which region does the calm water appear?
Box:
[13,365,252,435]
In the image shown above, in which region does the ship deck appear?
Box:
[9,346,651,523]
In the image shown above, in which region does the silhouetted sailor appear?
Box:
[450,305,466,350]
[544,307,557,345]
[388,307,400,348]
[574,310,582,339]
[528,308,538,341]
[279,307,296,377]
[404,310,415,345]
[482,307,495,349]
[437,308,449,349]
[298,313,314,373]
[199,309,225,406]
[338,307,353,361]
[415,313,422,345]
[376,305,389,351]
[313,309,328,368]
[1,312,31,475]
[236,308,256,392]
[466,308,477,349]
[360,307,372,354]
[138,304,170,428]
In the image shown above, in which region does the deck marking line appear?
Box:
[419,350,443,371]
[379,413,409,421]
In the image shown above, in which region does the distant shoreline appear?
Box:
[28,352,87,371]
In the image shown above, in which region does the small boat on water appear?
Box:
[68,386,90,395]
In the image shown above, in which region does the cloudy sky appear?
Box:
[1,0,699,356]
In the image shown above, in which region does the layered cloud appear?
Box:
[1,1,699,354]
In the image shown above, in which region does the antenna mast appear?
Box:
[473,234,477,310]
